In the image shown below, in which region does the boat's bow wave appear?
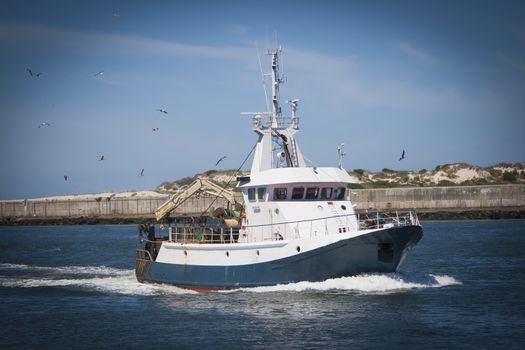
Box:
[228,273,461,294]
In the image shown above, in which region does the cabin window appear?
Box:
[335,187,346,200]
[248,188,256,202]
[273,188,288,201]
[305,187,319,200]
[292,187,305,200]
[321,187,332,200]
[257,187,266,201]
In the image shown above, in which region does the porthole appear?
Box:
[341,205,347,210]
[296,246,301,252]
[256,250,260,256]
[317,205,323,211]
[226,251,230,257]
[184,250,187,256]
[274,208,280,214]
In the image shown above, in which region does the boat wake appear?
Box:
[1,263,461,295]
[232,273,462,294]
[0,263,195,296]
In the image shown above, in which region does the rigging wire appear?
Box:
[198,141,258,218]
[256,41,270,112]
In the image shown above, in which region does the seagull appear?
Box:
[64,175,68,181]
[97,155,105,161]
[156,108,168,114]
[152,127,159,132]
[112,11,120,17]
[94,71,104,77]
[139,168,144,176]
[399,150,406,161]
[38,122,51,128]
[215,155,227,166]
[26,68,42,77]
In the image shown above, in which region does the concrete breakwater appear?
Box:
[0,185,523,223]
[351,184,524,211]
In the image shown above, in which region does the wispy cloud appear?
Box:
[396,42,438,66]
[0,24,254,61]
[0,24,487,118]
[278,46,473,113]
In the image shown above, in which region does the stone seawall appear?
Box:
[351,184,524,211]
[0,185,523,222]
[0,196,234,219]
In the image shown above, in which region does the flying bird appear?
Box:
[97,155,105,161]
[215,155,227,166]
[112,11,120,17]
[64,175,68,181]
[156,108,168,114]
[152,127,159,132]
[94,71,104,77]
[139,168,144,176]
[38,122,51,128]
[399,150,406,161]
[26,68,42,77]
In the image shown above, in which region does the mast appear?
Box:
[270,48,283,128]
[241,47,306,173]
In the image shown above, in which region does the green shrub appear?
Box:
[370,180,397,188]
[353,169,365,176]
[347,183,364,189]
[502,171,517,182]
[437,180,455,187]
[175,176,197,187]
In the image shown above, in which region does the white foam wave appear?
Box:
[0,275,193,295]
[0,263,130,276]
[232,273,462,294]
[0,263,195,295]
[1,263,461,296]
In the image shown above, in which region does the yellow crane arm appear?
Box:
[154,177,236,221]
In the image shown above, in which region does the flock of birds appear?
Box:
[28,60,229,187]
[27,65,172,183]
[26,12,404,189]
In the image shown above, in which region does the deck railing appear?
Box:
[162,211,418,244]
[168,226,240,244]
[136,249,153,261]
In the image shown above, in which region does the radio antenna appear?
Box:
[255,41,270,112]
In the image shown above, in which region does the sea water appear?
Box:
[0,221,524,349]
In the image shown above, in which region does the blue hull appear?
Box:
[136,225,423,291]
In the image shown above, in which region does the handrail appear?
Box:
[246,213,358,228]
[136,249,153,261]
[162,210,419,244]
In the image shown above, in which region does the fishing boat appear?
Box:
[135,48,423,291]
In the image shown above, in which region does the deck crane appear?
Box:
[155,177,238,222]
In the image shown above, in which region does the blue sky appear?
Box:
[1,0,524,199]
